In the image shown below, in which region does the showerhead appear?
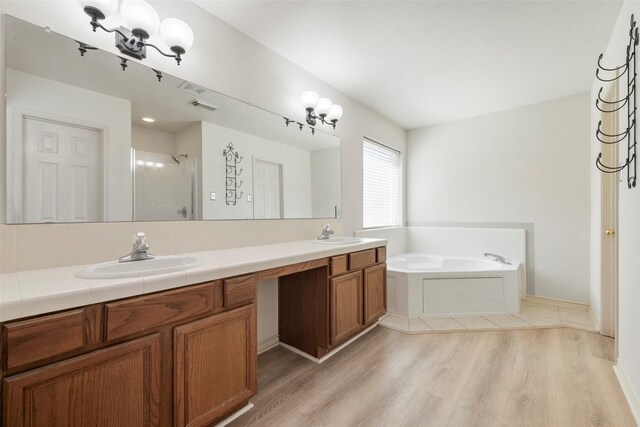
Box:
[171,154,188,164]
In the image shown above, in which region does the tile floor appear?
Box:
[379,299,597,334]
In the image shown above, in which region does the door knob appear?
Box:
[605,229,616,236]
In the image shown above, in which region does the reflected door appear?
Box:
[253,159,282,219]
[22,117,102,223]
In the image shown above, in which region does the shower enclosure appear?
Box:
[132,149,198,221]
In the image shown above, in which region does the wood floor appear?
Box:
[230,327,636,427]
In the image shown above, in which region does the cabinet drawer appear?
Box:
[105,283,218,341]
[224,274,256,308]
[377,247,387,263]
[4,309,85,370]
[349,249,377,270]
[331,255,348,276]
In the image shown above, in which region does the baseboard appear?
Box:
[525,295,590,310]
[613,362,640,425]
[280,323,379,364]
[257,335,279,354]
[214,402,254,427]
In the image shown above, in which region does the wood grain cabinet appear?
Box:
[330,271,363,346]
[363,264,387,326]
[279,247,387,358]
[3,334,161,427]
[174,305,257,427]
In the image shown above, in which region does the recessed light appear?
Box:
[142,117,155,123]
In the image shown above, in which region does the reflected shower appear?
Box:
[171,154,188,164]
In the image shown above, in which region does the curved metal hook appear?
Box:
[596,153,631,173]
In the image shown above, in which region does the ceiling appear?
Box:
[194,0,622,129]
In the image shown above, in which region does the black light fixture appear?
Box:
[299,91,343,129]
[78,0,194,66]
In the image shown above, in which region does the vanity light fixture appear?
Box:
[77,0,194,66]
[299,91,343,129]
[142,117,155,122]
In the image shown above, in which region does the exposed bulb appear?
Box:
[300,91,319,110]
[327,104,343,122]
[160,18,194,52]
[78,0,118,19]
[315,98,333,117]
[120,0,160,38]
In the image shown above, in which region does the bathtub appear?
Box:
[386,253,521,318]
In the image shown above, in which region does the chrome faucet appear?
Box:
[484,252,511,265]
[119,232,155,262]
[317,224,335,240]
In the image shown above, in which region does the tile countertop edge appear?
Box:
[0,238,387,323]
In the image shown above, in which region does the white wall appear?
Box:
[131,125,176,155]
[6,68,132,221]
[407,93,591,304]
[310,146,341,218]
[201,121,312,219]
[595,2,640,421]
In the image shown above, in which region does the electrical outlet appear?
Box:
[247,194,252,202]
[210,192,216,200]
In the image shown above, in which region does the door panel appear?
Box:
[330,271,363,346]
[174,305,256,427]
[3,334,161,427]
[253,159,282,219]
[23,117,102,222]
[363,264,386,325]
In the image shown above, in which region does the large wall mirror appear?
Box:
[4,15,341,224]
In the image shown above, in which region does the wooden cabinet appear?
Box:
[363,264,387,326]
[280,246,387,358]
[330,271,363,346]
[174,305,256,427]
[0,245,384,425]
[3,334,161,427]
[1,277,256,427]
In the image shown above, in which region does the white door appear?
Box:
[253,159,282,219]
[600,83,619,340]
[23,117,102,223]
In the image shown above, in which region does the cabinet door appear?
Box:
[174,305,257,427]
[3,334,161,427]
[364,264,387,325]
[330,271,363,346]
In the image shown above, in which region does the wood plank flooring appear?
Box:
[230,327,636,427]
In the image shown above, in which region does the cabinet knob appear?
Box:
[605,229,616,236]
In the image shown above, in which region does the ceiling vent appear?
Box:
[178,81,207,96]
[191,99,218,111]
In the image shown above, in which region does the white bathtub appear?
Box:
[386,253,521,318]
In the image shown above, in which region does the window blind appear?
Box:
[363,139,400,228]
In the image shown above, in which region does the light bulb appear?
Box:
[300,91,319,110]
[78,0,118,19]
[327,104,343,122]
[121,0,160,38]
[160,18,194,53]
[315,98,333,117]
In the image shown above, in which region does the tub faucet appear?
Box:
[119,232,155,262]
[317,224,334,240]
[484,253,511,265]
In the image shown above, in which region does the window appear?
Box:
[363,138,401,228]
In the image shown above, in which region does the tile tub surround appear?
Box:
[0,219,344,274]
[0,237,385,322]
[379,299,597,334]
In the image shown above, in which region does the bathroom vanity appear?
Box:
[0,239,386,427]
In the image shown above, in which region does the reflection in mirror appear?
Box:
[4,15,341,224]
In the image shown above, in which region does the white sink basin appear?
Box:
[76,255,202,279]
[313,237,364,245]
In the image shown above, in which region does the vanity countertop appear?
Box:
[0,238,386,322]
